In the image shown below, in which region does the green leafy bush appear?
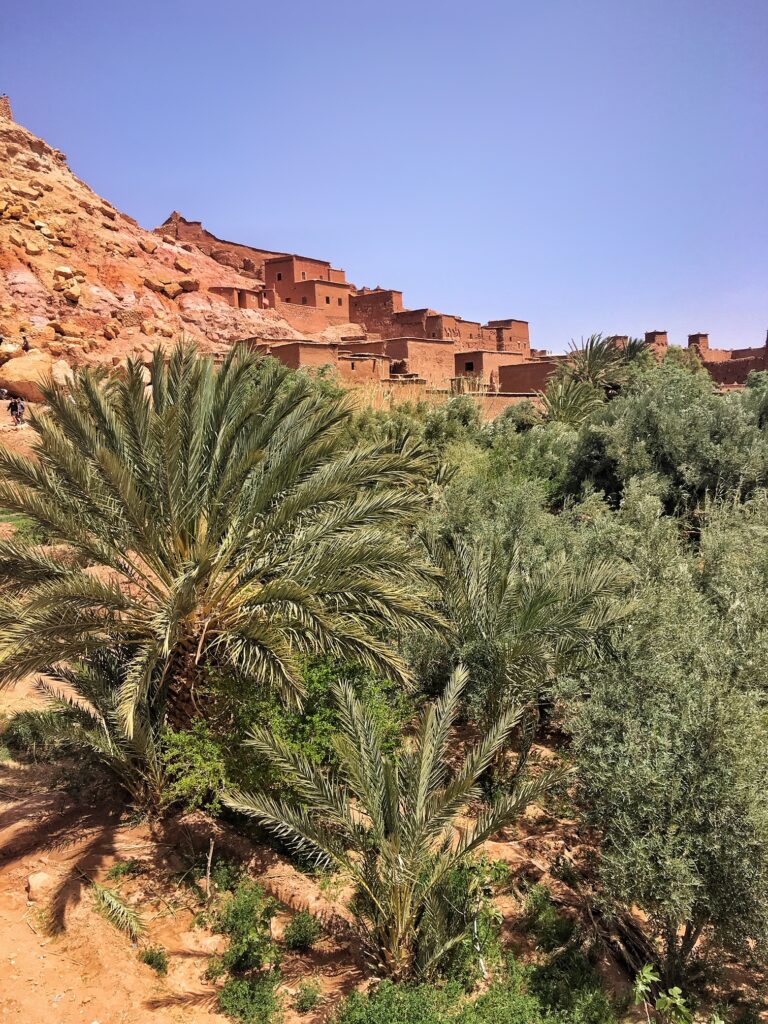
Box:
[294,979,322,1013]
[218,975,282,1024]
[283,911,321,951]
[139,945,169,975]
[213,879,280,975]
[161,722,228,812]
[332,955,618,1024]
[525,885,575,952]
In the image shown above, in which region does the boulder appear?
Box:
[143,275,165,293]
[53,265,74,280]
[61,280,80,304]
[0,341,21,361]
[49,320,84,338]
[23,238,43,256]
[162,282,183,300]
[174,256,193,274]
[139,238,158,255]
[26,871,56,903]
[0,349,55,401]
[52,359,74,388]
[36,325,57,344]
[178,277,200,293]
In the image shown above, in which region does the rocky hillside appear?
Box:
[0,103,307,397]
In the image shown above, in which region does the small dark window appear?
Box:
[285,297,291,302]
[301,271,306,280]
[338,298,342,306]
[301,296,308,305]
[325,296,331,305]
[351,361,356,369]
[464,361,474,372]
[277,272,282,281]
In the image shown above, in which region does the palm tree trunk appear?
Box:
[164,637,206,730]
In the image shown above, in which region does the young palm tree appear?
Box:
[0,344,440,733]
[424,532,626,728]
[539,375,605,427]
[224,666,567,981]
[12,649,165,810]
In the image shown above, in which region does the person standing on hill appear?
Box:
[7,397,18,426]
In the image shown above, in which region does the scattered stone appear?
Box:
[143,274,165,293]
[50,320,84,338]
[10,184,40,200]
[174,255,193,274]
[36,325,57,343]
[138,237,158,255]
[23,237,43,256]
[162,282,183,300]
[61,280,81,304]
[9,228,23,248]
[26,871,55,903]
[140,321,155,336]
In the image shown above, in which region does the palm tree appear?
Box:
[424,533,626,729]
[0,344,441,734]
[539,375,604,427]
[11,649,165,810]
[224,666,567,981]
[567,333,628,394]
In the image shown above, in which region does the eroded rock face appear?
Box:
[0,112,308,374]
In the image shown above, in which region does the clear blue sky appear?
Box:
[3,0,766,352]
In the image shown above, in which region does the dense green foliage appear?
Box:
[4,343,768,1016]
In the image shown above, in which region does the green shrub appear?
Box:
[218,975,282,1023]
[283,911,321,951]
[294,979,322,1013]
[213,879,280,975]
[210,858,244,894]
[529,948,618,1024]
[332,955,619,1024]
[107,858,144,881]
[161,722,227,812]
[333,981,461,1024]
[139,945,168,975]
[525,885,575,952]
